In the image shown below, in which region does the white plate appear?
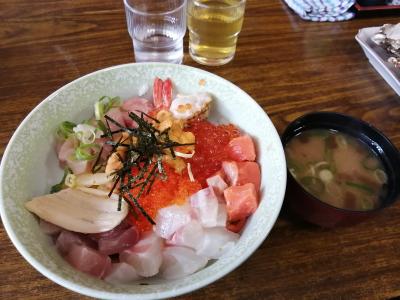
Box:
[0,63,286,300]
[355,26,400,96]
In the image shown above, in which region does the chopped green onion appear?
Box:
[57,121,76,139]
[75,143,100,161]
[95,101,105,121]
[345,181,374,194]
[97,120,108,133]
[50,168,71,193]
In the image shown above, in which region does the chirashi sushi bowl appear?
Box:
[0,63,286,299]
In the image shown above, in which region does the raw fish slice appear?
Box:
[67,159,92,175]
[39,219,62,235]
[196,227,239,259]
[58,138,91,175]
[190,187,219,228]
[160,246,208,280]
[216,203,228,227]
[154,204,192,239]
[222,161,239,186]
[206,173,228,196]
[222,161,261,191]
[58,137,75,162]
[227,135,256,162]
[224,183,258,222]
[121,97,154,128]
[98,226,140,255]
[88,220,130,241]
[168,220,204,250]
[120,232,163,277]
[105,107,126,132]
[104,262,140,284]
[56,230,87,255]
[227,218,247,233]
[25,188,128,233]
[65,244,111,278]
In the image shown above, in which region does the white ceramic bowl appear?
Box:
[0,63,286,299]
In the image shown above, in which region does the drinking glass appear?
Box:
[123,0,187,64]
[187,0,246,66]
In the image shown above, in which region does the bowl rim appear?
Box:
[0,62,286,299]
[281,111,400,214]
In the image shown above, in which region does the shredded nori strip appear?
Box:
[104,111,194,225]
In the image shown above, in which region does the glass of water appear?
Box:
[123,0,187,64]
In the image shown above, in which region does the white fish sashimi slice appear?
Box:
[168,220,204,250]
[154,204,192,239]
[196,227,239,259]
[120,232,163,277]
[160,246,208,280]
[206,173,228,196]
[25,188,128,234]
[216,203,228,227]
[190,187,219,228]
[104,262,141,284]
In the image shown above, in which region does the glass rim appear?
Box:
[191,0,246,9]
[123,0,186,16]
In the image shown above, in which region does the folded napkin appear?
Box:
[284,0,356,22]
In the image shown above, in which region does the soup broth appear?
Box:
[285,129,387,211]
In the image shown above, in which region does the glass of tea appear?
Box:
[187,0,246,66]
[123,0,187,64]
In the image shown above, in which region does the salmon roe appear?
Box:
[127,165,201,233]
[186,119,241,187]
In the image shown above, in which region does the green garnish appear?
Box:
[345,181,374,195]
[95,96,122,120]
[103,111,194,225]
[50,168,71,193]
[57,121,76,139]
[75,143,100,161]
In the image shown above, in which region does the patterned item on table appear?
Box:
[387,0,400,5]
[283,0,356,22]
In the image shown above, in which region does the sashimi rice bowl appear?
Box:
[0,63,286,299]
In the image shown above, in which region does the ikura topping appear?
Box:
[186,119,241,187]
[25,77,262,283]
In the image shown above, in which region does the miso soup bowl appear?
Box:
[282,112,400,228]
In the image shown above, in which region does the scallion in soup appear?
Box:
[285,129,387,211]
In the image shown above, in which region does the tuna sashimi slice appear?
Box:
[222,161,261,191]
[56,230,95,255]
[196,227,239,259]
[190,187,219,228]
[120,232,163,277]
[227,135,256,162]
[98,226,140,256]
[65,244,111,278]
[206,173,228,196]
[227,218,247,233]
[88,220,131,241]
[160,246,208,280]
[168,220,204,250]
[154,204,192,239]
[224,183,258,222]
[104,262,140,284]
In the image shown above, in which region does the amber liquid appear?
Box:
[188,0,245,66]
